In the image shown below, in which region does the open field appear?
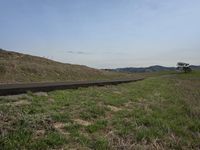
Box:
[0,71,200,149]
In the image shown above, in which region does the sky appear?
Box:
[0,0,200,68]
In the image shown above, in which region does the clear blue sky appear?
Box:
[0,0,200,68]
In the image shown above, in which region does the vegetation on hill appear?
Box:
[0,49,134,83]
[0,71,199,149]
[111,65,200,73]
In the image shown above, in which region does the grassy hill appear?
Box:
[0,71,199,149]
[0,49,133,83]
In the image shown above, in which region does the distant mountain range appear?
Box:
[106,65,200,73]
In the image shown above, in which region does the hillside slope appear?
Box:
[0,49,131,83]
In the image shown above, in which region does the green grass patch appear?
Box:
[86,120,108,133]
[1,71,200,149]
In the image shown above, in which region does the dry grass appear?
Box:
[0,49,135,83]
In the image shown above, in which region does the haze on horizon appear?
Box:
[0,0,200,69]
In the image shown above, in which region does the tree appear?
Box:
[177,62,192,73]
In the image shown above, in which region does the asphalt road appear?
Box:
[0,78,144,96]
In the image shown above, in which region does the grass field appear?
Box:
[0,71,200,149]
